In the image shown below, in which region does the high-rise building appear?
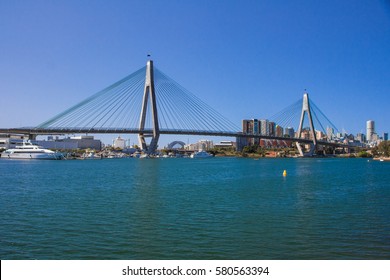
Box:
[268,122,276,137]
[326,127,334,140]
[275,125,283,137]
[253,119,259,135]
[252,119,260,145]
[356,133,366,143]
[197,140,214,150]
[242,119,260,146]
[383,133,388,141]
[260,119,269,136]
[284,127,295,138]
[242,120,254,134]
[366,120,375,142]
[113,136,126,149]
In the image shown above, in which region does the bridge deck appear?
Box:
[0,127,349,148]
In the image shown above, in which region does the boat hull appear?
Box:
[1,152,63,160]
[190,151,214,158]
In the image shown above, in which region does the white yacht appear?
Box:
[190,150,213,158]
[1,141,63,160]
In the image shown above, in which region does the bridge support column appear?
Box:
[138,60,160,154]
[296,92,317,157]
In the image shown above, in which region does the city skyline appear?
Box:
[1,0,389,145]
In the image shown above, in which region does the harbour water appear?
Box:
[0,157,389,259]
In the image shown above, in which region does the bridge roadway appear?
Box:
[0,127,349,148]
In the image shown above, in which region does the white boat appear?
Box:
[139,154,150,159]
[190,150,213,158]
[1,141,63,160]
[82,151,102,160]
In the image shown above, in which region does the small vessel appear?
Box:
[190,150,213,158]
[82,151,102,160]
[139,154,150,159]
[1,141,63,160]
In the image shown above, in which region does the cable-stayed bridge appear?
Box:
[0,60,350,156]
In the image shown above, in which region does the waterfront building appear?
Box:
[200,140,213,150]
[0,135,102,150]
[259,139,267,148]
[214,141,236,148]
[34,135,102,150]
[113,136,126,149]
[366,120,375,142]
[187,140,214,151]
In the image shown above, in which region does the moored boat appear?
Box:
[190,150,213,158]
[1,141,63,160]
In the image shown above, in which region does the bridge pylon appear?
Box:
[296,92,317,157]
[138,60,160,154]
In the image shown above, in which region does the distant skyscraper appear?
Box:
[242,120,253,134]
[253,119,259,135]
[268,122,276,137]
[284,127,295,138]
[242,119,260,145]
[366,120,375,142]
[260,119,269,136]
[383,133,388,141]
[326,127,334,140]
[275,125,283,137]
[356,133,366,143]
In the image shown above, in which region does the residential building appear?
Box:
[275,125,283,137]
[284,127,295,138]
[260,119,269,136]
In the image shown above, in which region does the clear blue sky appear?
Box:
[1,0,389,145]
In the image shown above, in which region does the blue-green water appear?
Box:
[0,157,389,260]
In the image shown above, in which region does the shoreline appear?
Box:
[373,157,390,161]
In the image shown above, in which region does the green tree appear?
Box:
[242,145,258,154]
[357,150,370,158]
[256,146,266,157]
[377,141,390,157]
